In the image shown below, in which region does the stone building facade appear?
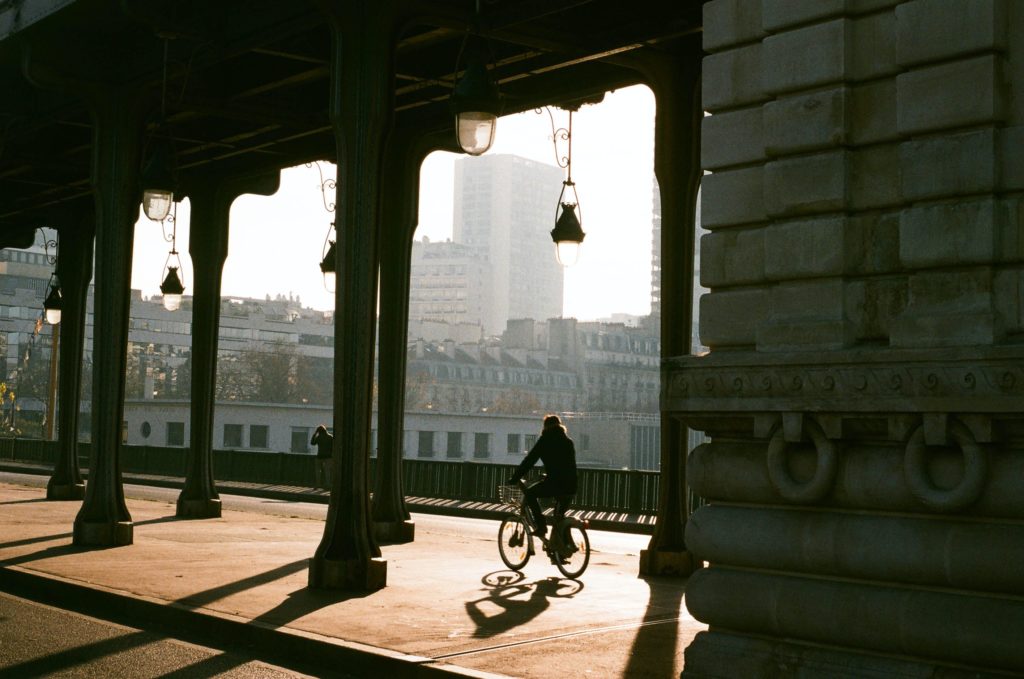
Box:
[122,400,660,470]
[673,1,1024,676]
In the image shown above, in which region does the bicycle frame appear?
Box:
[509,480,588,552]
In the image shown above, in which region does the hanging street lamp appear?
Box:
[449,1,501,156]
[142,139,175,222]
[158,202,186,311]
[142,36,176,222]
[320,239,337,291]
[43,276,62,325]
[159,265,185,311]
[551,196,585,267]
[541,107,586,266]
[40,230,63,324]
[450,52,501,156]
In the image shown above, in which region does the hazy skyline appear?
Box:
[130,85,656,322]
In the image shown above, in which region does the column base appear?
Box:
[46,481,85,501]
[308,556,387,591]
[176,497,222,519]
[638,548,701,577]
[373,519,415,544]
[73,520,133,547]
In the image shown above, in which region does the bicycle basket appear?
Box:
[497,484,523,507]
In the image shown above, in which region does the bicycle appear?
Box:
[496,479,591,579]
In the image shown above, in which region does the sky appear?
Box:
[130,85,657,321]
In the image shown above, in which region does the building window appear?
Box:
[506,433,521,454]
[474,433,490,459]
[447,432,463,459]
[250,425,269,449]
[167,422,185,447]
[224,424,243,448]
[291,427,310,453]
[525,434,538,450]
[140,421,152,439]
[418,431,435,458]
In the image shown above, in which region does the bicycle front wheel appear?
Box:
[555,524,590,579]
[498,516,531,571]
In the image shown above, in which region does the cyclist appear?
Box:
[506,414,578,542]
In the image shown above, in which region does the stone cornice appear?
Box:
[663,347,1024,414]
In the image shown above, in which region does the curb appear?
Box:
[0,565,511,679]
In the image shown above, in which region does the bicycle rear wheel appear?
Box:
[555,524,590,579]
[498,516,531,571]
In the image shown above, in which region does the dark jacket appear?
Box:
[512,425,578,494]
[311,427,333,460]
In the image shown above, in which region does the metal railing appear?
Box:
[0,437,705,515]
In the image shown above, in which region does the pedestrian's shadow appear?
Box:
[465,571,583,638]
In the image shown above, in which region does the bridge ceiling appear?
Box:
[0,0,703,229]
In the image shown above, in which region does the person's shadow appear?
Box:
[465,571,583,638]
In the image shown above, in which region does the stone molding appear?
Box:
[663,347,1024,413]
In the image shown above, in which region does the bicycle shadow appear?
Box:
[464,571,583,638]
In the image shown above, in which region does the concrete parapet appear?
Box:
[763,20,849,95]
[700,228,766,287]
[900,130,998,202]
[702,44,766,112]
[848,144,900,210]
[763,87,848,157]
[702,0,764,53]
[687,504,1024,594]
[701,107,764,170]
[848,79,897,145]
[898,200,999,268]
[763,151,848,217]
[687,440,1024,519]
[697,289,768,349]
[897,55,1005,135]
[761,0,848,34]
[690,0,1024,674]
[683,630,994,679]
[685,568,1024,673]
[700,166,766,228]
[896,0,1007,68]
[763,217,851,280]
[848,11,898,80]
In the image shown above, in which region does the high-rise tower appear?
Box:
[453,154,565,335]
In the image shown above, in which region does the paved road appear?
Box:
[0,591,325,679]
[0,471,649,558]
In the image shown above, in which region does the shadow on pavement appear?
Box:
[0,514,183,555]
[465,571,583,638]
[152,651,247,679]
[623,575,688,678]
[0,531,73,550]
[0,630,152,679]
[174,559,309,610]
[253,585,364,629]
[0,497,52,506]
[0,543,85,568]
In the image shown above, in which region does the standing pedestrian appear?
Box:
[311,424,333,489]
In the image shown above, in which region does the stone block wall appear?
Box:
[671,1,1024,676]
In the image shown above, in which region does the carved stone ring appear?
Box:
[766,418,838,503]
[903,421,987,512]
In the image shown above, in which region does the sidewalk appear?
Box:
[0,479,703,678]
[0,460,659,534]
